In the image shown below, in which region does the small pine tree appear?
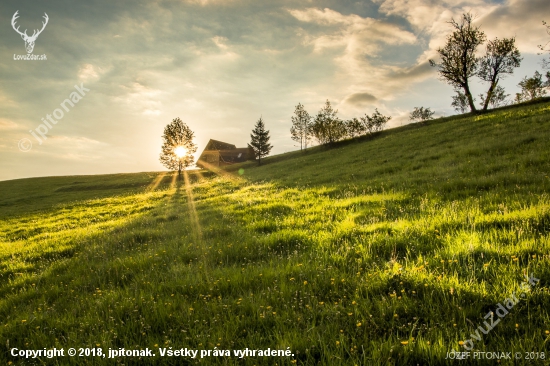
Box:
[159,117,197,175]
[249,117,273,166]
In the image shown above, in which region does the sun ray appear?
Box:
[195,160,243,180]
[146,172,167,192]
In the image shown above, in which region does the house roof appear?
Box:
[205,139,236,151]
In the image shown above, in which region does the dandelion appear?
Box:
[545,330,549,335]
[21,320,26,323]
[401,341,409,345]
[336,341,340,345]
[356,322,362,327]
[516,324,519,328]
[459,341,464,345]
[303,281,308,285]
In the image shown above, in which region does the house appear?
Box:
[196,139,255,168]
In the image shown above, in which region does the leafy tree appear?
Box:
[361,108,391,134]
[159,117,197,175]
[311,100,347,145]
[290,103,312,150]
[430,13,486,113]
[479,85,509,108]
[517,71,549,101]
[345,118,365,139]
[409,107,435,122]
[249,117,272,165]
[538,21,550,69]
[451,89,473,113]
[478,37,521,111]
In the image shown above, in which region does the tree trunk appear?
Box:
[464,83,477,113]
[482,77,498,111]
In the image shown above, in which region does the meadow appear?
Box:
[1,100,550,365]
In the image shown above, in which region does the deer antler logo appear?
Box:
[11,10,49,54]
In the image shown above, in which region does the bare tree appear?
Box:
[478,37,521,111]
[290,103,312,150]
[430,13,486,113]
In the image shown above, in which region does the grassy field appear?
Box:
[2,100,550,365]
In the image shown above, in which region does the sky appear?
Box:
[0,0,549,181]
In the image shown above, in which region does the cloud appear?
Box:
[0,118,20,130]
[344,92,377,106]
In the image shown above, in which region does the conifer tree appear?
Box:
[249,117,272,166]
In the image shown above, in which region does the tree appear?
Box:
[311,100,347,145]
[451,89,473,113]
[290,103,312,150]
[538,21,550,69]
[430,13,486,113]
[477,37,521,111]
[479,85,509,108]
[409,107,435,122]
[345,118,365,139]
[159,118,197,176]
[361,108,391,134]
[517,71,549,101]
[249,117,272,165]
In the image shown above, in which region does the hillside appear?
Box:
[1,101,550,365]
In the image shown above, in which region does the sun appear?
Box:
[174,146,187,158]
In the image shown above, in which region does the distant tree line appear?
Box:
[290,100,391,148]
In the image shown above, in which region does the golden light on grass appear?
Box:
[174,146,187,158]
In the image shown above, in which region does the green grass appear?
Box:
[2,101,550,365]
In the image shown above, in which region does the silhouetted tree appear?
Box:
[516,71,549,101]
[538,21,550,69]
[451,89,473,113]
[250,117,272,165]
[409,107,435,122]
[478,37,521,111]
[159,117,197,176]
[311,100,346,145]
[345,118,365,138]
[290,103,312,150]
[430,13,486,113]
[479,85,509,108]
[361,108,391,134]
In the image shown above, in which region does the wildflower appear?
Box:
[545,330,549,335]
[303,281,308,285]
[401,341,408,345]
[356,322,362,327]
[459,341,464,345]
[336,341,340,345]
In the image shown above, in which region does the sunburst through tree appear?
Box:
[159,117,197,175]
